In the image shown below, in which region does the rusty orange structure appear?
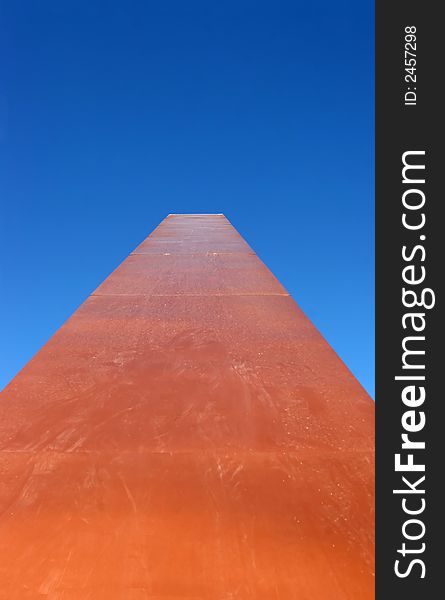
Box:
[0,214,374,599]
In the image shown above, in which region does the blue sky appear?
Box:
[0,1,374,395]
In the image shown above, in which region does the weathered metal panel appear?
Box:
[0,214,374,599]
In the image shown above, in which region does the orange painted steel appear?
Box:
[0,214,374,599]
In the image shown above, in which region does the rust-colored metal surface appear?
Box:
[0,214,374,599]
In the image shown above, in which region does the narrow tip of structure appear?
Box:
[167,213,225,217]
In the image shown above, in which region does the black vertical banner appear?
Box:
[376,1,441,598]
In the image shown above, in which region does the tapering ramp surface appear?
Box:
[0,215,374,599]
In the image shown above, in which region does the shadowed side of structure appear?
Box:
[0,214,374,599]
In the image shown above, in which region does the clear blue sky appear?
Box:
[0,1,374,396]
